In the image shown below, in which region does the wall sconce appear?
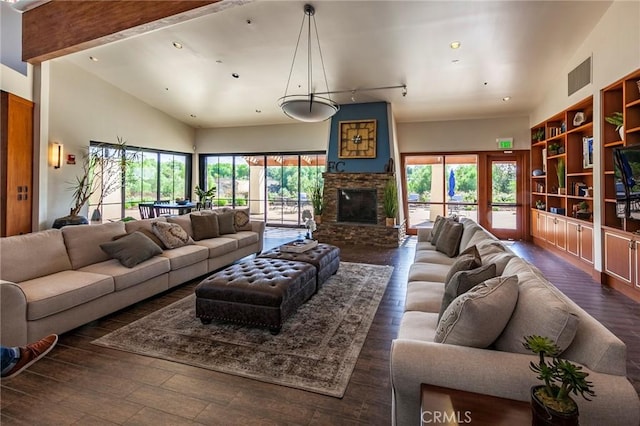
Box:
[50,142,63,169]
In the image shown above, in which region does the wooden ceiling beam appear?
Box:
[22,0,248,64]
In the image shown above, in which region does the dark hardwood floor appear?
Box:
[1,229,638,425]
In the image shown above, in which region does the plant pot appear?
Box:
[558,188,566,195]
[52,214,89,229]
[548,149,558,156]
[90,208,102,223]
[530,386,579,426]
[619,126,625,141]
[385,217,396,227]
[314,214,322,225]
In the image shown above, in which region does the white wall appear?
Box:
[530,1,640,272]
[397,116,530,152]
[42,60,195,228]
[0,63,33,101]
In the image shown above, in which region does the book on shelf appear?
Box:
[280,239,318,253]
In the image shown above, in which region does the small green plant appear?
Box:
[548,142,561,153]
[556,158,565,188]
[605,112,624,131]
[310,181,324,215]
[533,128,545,142]
[195,185,216,204]
[383,178,398,218]
[535,200,545,210]
[523,335,595,414]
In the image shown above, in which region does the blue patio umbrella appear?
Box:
[448,169,456,198]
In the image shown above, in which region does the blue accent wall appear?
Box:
[327,102,390,173]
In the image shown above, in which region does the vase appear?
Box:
[619,126,625,141]
[52,214,89,229]
[386,217,396,227]
[91,208,102,223]
[314,214,322,225]
[530,386,579,426]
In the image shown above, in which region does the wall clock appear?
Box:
[339,119,377,159]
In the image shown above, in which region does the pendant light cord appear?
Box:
[282,12,306,99]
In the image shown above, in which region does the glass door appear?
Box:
[485,154,523,240]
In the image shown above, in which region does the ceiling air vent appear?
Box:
[568,56,592,96]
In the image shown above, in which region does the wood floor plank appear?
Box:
[125,384,209,420]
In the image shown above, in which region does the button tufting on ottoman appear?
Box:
[195,258,316,334]
[258,243,340,290]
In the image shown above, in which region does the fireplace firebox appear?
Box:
[337,188,377,224]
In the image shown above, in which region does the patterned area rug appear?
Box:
[92,262,393,398]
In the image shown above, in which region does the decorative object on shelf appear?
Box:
[305,218,316,239]
[54,137,135,229]
[575,201,591,220]
[339,120,377,158]
[535,200,546,210]
[573,111,586,126]
[310,180,324,224]
[556,157,565,194]
[523,335,595,426]
[532,169,544,176]
[561,122,566,133]
[637,80,640,95]
[278,4,338,122]
[605,112,624,140]
[532,128,545,142]
[383,178,398,227]
[582,136,594,169]
[548,143,561,156]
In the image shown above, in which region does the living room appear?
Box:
[1,1,639,424]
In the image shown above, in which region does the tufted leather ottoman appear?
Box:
[258,243,340,290]
[195,258,316,334]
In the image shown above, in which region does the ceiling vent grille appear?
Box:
[568,56,592,96]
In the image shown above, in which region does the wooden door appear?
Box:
[579,223,594,265]
[603,230,633,285]
[1,91,34,236]
[566,220,580,257]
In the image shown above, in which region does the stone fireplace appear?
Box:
[314,172,405,247]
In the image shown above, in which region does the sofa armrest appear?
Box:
[1,280,28,346]
[251,220,266,252]
[390,339,640,426]
[417,228,432,242]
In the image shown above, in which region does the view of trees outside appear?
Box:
[491,161,517,203]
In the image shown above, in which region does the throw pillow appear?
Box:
[438,263,497,322]
[443,245,481,284]
[435,219,464,257]
[429,216,447,245]
[217,211,236,235]
[137,228,167,249]
[435,275,519,348]
[151,221,193,249]
[100,231,162,268]
[190,213,220,240]
[233,208,252,231]
[427,216,444,242]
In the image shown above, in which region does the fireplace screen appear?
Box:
[337,188,377,224]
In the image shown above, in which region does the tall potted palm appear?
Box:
[383,178,398,227]
[556,158,566,195]
[310,181,324,224]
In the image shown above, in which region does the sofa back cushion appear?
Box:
[167,214,194,238]
[124,217,167,234]
[459,223,482,251]
[0,229,72,282]
[62,222,126,269]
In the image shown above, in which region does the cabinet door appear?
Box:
[545,215,557,245]
[566,220,579,257]
[531,209,539,238]
[580,224,594,265]
[603,231,633,285]
[555,217,566,251]
[537,212,546,241]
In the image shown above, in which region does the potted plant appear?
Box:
[605,112,624,140]
[310,181,324,224]
[547,143,561,156]
[533,128,545,142]
[53,137,134,228]
[556,158,565,195]
[523,335,595,425]
[383,178,398,227]
[195,184,216,209]
[535,199,546,210]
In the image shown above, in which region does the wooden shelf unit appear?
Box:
[530,96,594,221]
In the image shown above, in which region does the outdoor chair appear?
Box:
[138,203,156,219]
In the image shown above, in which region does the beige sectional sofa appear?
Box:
[0,212,264,347]
[390,218,640,426]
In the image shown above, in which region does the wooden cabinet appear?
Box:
[566,219,593,265]
[603,229,635,286]
[1,91,34,236]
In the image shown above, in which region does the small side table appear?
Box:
[421,384,531,425]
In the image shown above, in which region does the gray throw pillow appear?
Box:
[428,215,444,242]
[438,263,497,322]
[443,245,481,284]
[100,231,162,268]
[217,211,236,235]
[435,275,519,348]
[435,219,464,257]
[151,221,193,249]
[191,213,220,240]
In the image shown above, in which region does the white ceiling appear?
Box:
[58,0,612,129]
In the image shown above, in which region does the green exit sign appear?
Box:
[497,138,513,149]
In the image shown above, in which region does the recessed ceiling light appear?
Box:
[232,73,240,79]
[216,60,223,64]
[255,109,262,113]
[502,96,511,101]
[190,114,197,118]
[450,41,461,49]
[89,56,99,62]
[172,41,183,49]
[451,59,459,63]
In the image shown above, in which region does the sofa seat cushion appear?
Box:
[224,231,259,249]
[495,269,580,354]
[19,270,114,320]
[0,229,72,283]
[62,222,127,269]
[194,237,239,258]
[397,311,438,341]
[414,250,457,265]
[408,263,452,283]
[405,281,445,313]
[416,241,436,251]
[79,257,170,291]
[160,244,209,270]
[435,275,519,348]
